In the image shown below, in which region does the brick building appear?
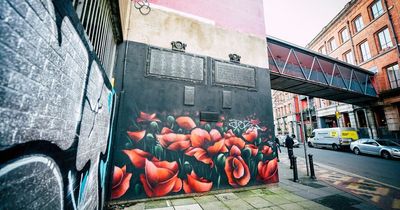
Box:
[307,0,400,139]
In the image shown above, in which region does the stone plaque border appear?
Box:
[145,46,207,84]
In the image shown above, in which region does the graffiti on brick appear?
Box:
[0,0,114,209]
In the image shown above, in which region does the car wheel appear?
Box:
[332,144,338,151]
[353,147,360,155]
[381,151,391,159]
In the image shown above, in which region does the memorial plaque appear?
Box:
[200,111,219,122]
[222,90,232,109]
[214,61,256,88]
[184,86,195,106]
[147,48,205,82]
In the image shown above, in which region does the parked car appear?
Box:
[350,139,400,159]
[279,135,300,148]
[307,128,358,150]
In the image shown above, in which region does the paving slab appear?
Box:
[215,192,239,201]
[269,188,290,194]
[170,198,197,206]
[144,200,168,209]
[193,195,219,203]
[234,190,258,198]
[242,196,274,208]
[278,203,307,210]
[280,194,307,202]
[292,190,324,200]
[221,199,254,210]
[173,204,202,210]
[124,203,145,210]
[146,207,174,210]
[198,201,229,210]
[258,206,283,210]
[261,194,292,205]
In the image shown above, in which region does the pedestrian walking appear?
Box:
[285,132,294,169]
[275,136,281,161]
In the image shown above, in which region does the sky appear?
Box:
[264,0,350,47]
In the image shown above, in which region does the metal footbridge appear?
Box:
[267,36,378,106]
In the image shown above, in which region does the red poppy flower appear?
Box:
[215,122,224,127]
[224,129,245,149]
[225,145,250,187]
[185,128,228,167]
[111,165,132,199]
[156,133,191,151]
[161,127,173,134]
[137,112,160,123]
[127,130,146,142]
[242,127,258,143]
[257,158,279,184]
[123,149,157,169]
[250,119,260,125]
[176,116,196,130]
[183,171,213,193]
[261,145,273,156]
[245,144,259,156]
[140,159,182,197]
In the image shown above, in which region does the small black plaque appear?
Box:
[147,48,205,82]
[222,90,232,109]
[214,61,256,88]
[184,86,195,106]
[200,111,219,122]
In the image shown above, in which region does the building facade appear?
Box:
[307,0,400,139]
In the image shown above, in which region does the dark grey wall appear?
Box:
[110,41,277,201]
[0,0,114,209]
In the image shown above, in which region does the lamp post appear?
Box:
[297,95,309,176]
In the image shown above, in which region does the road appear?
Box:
[279,145,400,188]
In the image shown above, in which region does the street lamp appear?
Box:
[297,95,309,176]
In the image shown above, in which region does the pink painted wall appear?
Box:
[149,0,266,38]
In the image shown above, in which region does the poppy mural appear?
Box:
[111,112,278,200]
[110,41,276,201]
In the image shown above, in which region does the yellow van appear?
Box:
[308,128,359,150]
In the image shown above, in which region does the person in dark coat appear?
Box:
[285,133,295,168]
[274,136,281,161]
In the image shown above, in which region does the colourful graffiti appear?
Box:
[0,0,115,209]
[112,112,278,200]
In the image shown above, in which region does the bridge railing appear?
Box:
[267,36,378,97]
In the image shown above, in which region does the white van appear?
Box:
[307,128,359,150]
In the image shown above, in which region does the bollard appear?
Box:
[290,155,293,169]
[308,154,316,179]
[292,156,299,182]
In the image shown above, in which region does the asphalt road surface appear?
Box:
[279,144,400,189]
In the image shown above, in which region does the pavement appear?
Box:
[109,151,400,210]
[280,148,400,210]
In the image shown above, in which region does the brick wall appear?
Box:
[0,0,114,209]
[308,0,400,93]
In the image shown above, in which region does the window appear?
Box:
[377,27,393,50]
[359,41,371,62]
[328,37,337,52]
[387,63,400,89]
[340,27,349,43]
[370,0,384,19]
[343,50,355,65]
[353,15,364,33]
[318,46,326,55]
